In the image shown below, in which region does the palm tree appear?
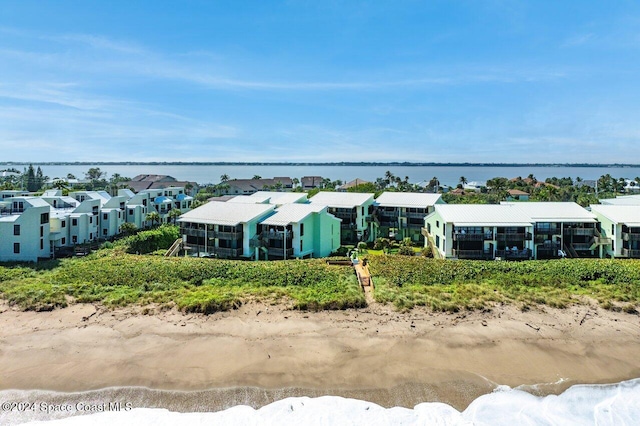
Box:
[384,171,395,187]
[220,174,230,182]
[252,175,262,180]
[292,177,300,189]
[168,208,182,224]
[145,211,161,227]
[459,176,468,187]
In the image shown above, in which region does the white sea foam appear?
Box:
[10,379,640,426]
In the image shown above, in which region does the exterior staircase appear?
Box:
[165,238,184,257]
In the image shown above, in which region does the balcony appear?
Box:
[181,228,205,237]
[405,211,427,219]
[535,227,560,236]
[452,249,494,260]
[267,247,294,258]
[622,232,640,242]
[496,232,531,241]
[453,233,486,241]
[213,247,241,258]
[622,248,640,258]
[496,248,532,260]
[215,231,242,240]
[565,228,595,236]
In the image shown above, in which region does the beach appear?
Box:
[1,300,640,416]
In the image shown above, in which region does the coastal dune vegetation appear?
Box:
[1,245,640,314]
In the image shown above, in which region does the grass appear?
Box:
[1,249,639,314]
[0,249,365,313]
[368,255,640,312]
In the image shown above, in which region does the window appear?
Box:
[72,218,78,226]
[300,223,304,236]
[300,240,303,252]
[72,236,78,243]
[40,239,44,250]
[103,213,108,220]
[90,233,93,240]
[89,217,93,224]
[61,221,66,228]
[13,224,20,235]
[436,220,440,228]
[61,238,66,245]
[612,224,615,235]
[40,213,49,224]
[40,226,43,237]
[129,209,134,216]
[103,229,108,236]
[427,223,431,233]
[13,243,20,254]
[435,235,440,248]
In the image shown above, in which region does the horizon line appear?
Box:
[2,161,640,168]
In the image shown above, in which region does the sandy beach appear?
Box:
[1,300,640,411]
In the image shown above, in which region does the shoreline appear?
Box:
[1,301,640,411]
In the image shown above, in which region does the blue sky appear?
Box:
[0,0,639,163]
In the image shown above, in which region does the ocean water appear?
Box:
[3,379,640,425]
[3,164,640,187]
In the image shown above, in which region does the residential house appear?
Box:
[308,192,375,244]
[0,197,51,262]
[373,192,444,243]
[503,202,599,259]
[301,176,323,190]
[257,204,341,259]
[424,204,534,260]
[178,202,276,259]
[589,205,640,258]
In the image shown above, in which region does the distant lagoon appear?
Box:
[3,163,640,187]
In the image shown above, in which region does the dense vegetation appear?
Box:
[0,251,364,313]
[1,250,639,315]
[369,256,640,312]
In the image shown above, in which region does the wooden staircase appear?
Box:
[165,238,184,257]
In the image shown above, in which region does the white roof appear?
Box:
[431,204,533,227]
[502,202,597,222]
[226,195,269,204]
[309,192,374,208]
[590,205,640,227]
[250,191,308,205]
[178,202,275,226]
[375,192,442,208]
[599,195,640,205]
[261,204,328,226]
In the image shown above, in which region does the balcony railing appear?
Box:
[453,233,490,241]
[216,231,242,240]
[496,232,531,241]
[267,247,294,258]
[571,243,593,251]
[496,248,532,259]
[622,248,640,258]
[535,227,560,235]
[622,232,640,242]
[452,249,493,260]
[180,228,242,239]
[565,228,595,236]
[405,211,427,219]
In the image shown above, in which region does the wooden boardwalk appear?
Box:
[354,261,375,305]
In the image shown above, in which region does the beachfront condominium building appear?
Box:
[0,197,51,262]
[308,192,375,244]
[502,202,600,259]
[178,202,276,259]
[590,205,640,258]
[425,202,601,260]
[424,204,534,260]
[258,203,341,259]
[373,192,444,243]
